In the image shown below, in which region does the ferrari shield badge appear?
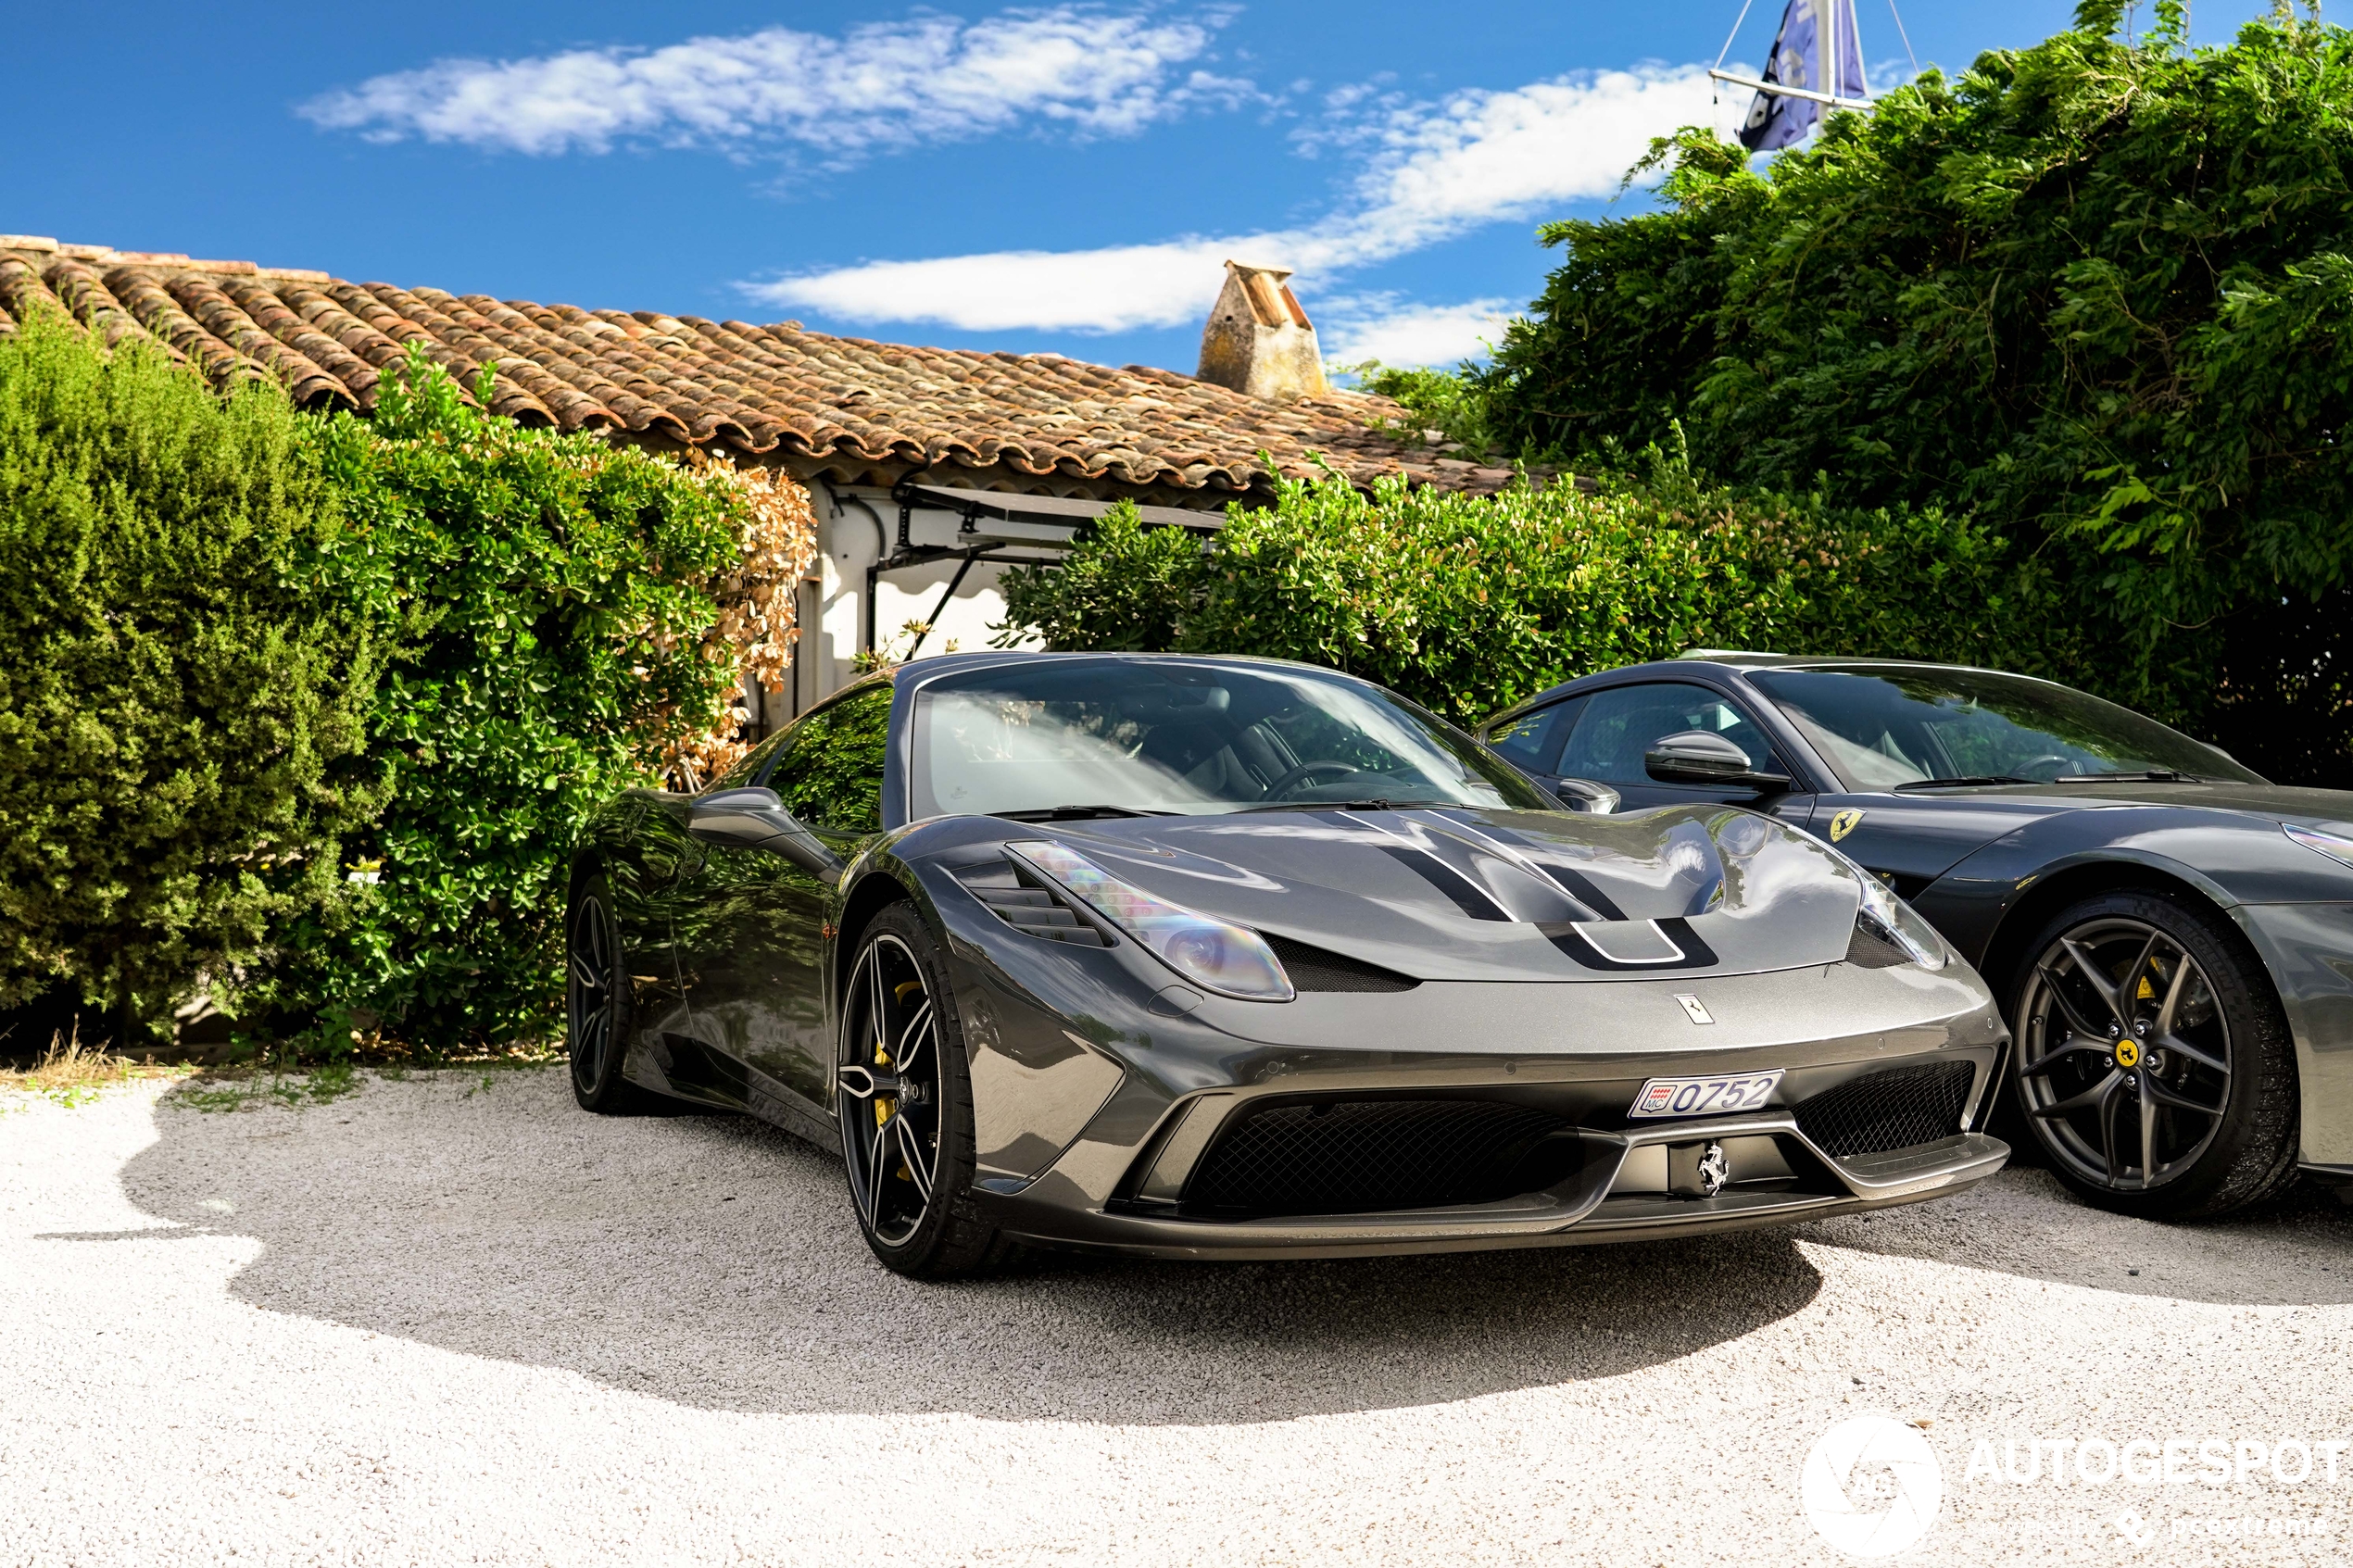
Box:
[1829,808,1866,842]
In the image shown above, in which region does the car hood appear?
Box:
[1010,805,1876,984]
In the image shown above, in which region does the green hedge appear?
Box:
[998,457,2087,728]
[0,314,378,1036]
[0,322,751,1052]
[253,352,746,1051]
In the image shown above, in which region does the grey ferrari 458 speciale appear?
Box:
[567,653,2009,1276]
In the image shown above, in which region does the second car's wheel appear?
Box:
[835,903,1015,1278]
[567,871,652,1115]
[2011,889,2299,1218]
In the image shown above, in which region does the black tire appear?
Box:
[567,871,654,1115]
[836,903,1015,1278]
[2009,888,2298,1219]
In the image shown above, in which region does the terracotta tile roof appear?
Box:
[0,236,1535,502]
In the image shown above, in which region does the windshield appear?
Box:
[1747,666,2262,790]
[911,659,1556,818]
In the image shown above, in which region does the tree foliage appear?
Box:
[0,312,376,1031]
[999,460,2086,728]
[1478,4,2353,737]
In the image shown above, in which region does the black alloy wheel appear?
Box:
[835,904,1014,1277]
[567,872,648,1114]
[2011,890,2298,1218]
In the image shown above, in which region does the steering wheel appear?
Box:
[2014,754,2077,782]
[1262,760,1366,800]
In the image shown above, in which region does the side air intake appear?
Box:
[953,859,1111,947]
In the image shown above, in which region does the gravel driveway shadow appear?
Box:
[1796,1164,2353,1306]
[109,1069,1823,1424]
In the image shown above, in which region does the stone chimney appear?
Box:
[1196,260,1327,401]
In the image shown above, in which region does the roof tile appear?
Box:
[0,239,1552,501]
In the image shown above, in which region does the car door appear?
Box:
[1554,680,1816,827]
[675,683,894,1110]
[601,792,704,1082]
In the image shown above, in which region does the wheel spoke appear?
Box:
[894,1114,935,1202]
[2032,1067,2124,1120]
[2037,960,2112,1042]
[2058,937,2131,1029]
[2020,1036,2112,1077]
[2152,948,2192,1035]
[2115,929,2164,1025]
[2152,1030,2227,1075]
[569,949,602,991]
[895,1000,933,1076]
[2098,1075,2125,1185]
[2136,1086,2158,1189]
[868,951,889,1062]
[2142,1073,2224,1117]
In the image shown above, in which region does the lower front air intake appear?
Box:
[1793,1060,1977,1157]
[1181,1098,1579,1219]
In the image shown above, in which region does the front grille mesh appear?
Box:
[1844,923,1912,969]
[1793,1061,1975,1157]
[1183,1098,1574,1218]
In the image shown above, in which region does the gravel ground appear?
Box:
[5,1068,2351,1567]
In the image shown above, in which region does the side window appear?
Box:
[1557,683,1779,784]
[761,684,895,834]
[708,725,792,793]
[1486,695,1585,775]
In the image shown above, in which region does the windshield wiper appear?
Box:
[1893,775,2033,792]
[1240,797,1413,813]
[990,804,1172,822]
[2054,770,2199,783]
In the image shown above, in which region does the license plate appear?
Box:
[1629,1070,1783,1119]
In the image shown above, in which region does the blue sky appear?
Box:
[2,1,2284,376]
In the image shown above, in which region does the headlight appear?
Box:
[2286,822,2353,870]
[1007,841,1295,1001]
[1846,856,1946,970]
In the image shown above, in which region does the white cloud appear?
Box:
[748,64,1717,332]
[300,8,1251,159]
[1320,297,1516,370]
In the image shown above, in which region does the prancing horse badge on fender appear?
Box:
[1829,808,1866,842]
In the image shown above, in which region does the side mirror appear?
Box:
[1643,730,1792,793]
[686,787,845,877]
[1553,776,1621,814]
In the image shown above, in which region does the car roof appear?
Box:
[887,649,1360,684]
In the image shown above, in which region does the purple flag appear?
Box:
[1740,0,1867,153]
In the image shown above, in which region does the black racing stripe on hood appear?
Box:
[1426,815,1628,922]
[1533,864,1628,923]
[1540,916,1720,972]
[1372,842,1512,920]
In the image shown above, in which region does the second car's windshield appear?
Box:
[1747,666,2262,790]
[911,659,1555,818]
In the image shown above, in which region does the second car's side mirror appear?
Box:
[1643,730,1793,793]
[1554,777,1621,813]
[686,787,845,877]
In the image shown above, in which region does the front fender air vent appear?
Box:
[1262,933,1419,993]
[954,859,1111,947]
[1844,923,1913,969]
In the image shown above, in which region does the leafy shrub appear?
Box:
[1475,4,2353,743]
[0,312,376,1037]
[999,455,2085,727]
[255,352,752,1050]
